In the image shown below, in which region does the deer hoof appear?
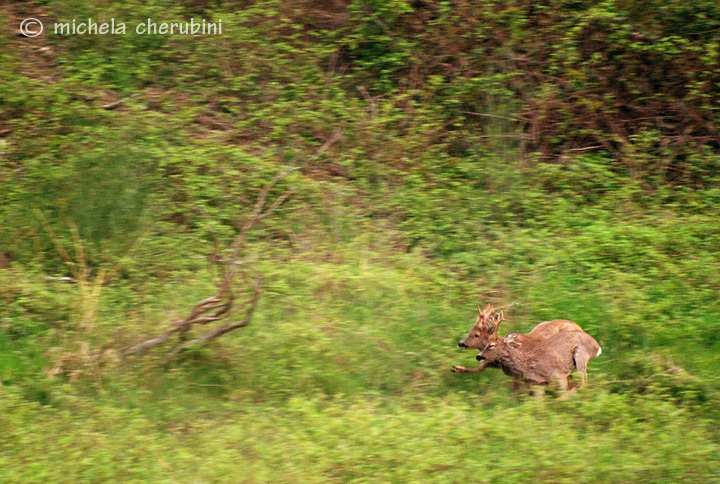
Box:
[451,366,465,373]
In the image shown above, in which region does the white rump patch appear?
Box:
[596,346,602,358]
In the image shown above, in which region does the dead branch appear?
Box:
[459,111,524,122]
[160,273,263,364]
[124,132,342,361]
[46,276,78,284]
[122,327,180,356]
[100,93,140,110]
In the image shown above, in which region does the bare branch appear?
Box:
[46,276,78,284]
[100,93,140,110]
[123,326,181,356]
[34,210,78,277]
[160,273,263,364]
[260,187,296,219]
[460,111,523,122]
[309,129,343,165]
[232,130,342,258]
[101,225,151,285]
[566,145,605,152]
[123,132,341,362]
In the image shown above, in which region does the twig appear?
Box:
[475,134,532,140]
[100,93,140,110]
[123,324,184,356]
[46,276,78,284]
[566,145,604,152]
[232,131,342,257]
[369,14,395,40]
[308,129,343,165]
[356,86,378,118]
[460,111,523,122]
[34,210,78,276]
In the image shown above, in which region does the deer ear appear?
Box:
[504,332,519,344]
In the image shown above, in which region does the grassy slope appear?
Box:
[1,0,720,482]
[2,387,718,483]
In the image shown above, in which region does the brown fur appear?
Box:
[477,330,601,396]
[457,303,583,350]
[452,303,585,377]
[456,303,500,351]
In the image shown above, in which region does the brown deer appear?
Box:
[452,303,584,374]
[475,329,602,397]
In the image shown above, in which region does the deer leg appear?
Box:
[451,365,486,374]
[556,374,578,399]
[532,386,546,400]
[567,378,579,392]
[573,348,590,387]
[556,374,568,392]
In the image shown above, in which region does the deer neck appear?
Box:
[499,344,531,374]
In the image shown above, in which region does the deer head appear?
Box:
[458,304,505,349]
[475,331,519,363]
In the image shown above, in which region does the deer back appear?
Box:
[521,319,585,347]
[458,306,584,350]
[524,330,601,382]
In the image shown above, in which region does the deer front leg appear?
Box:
[452,357,489,373]
[451,365,487,374]
[510,378,525,393]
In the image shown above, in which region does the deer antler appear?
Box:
[490,310,505,336]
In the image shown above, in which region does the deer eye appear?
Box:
[487,343,495,348]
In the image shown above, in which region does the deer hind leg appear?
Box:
[532,386,546,400]
[573,348,590,387]
[556,374,569,392]
[555,373,578,399]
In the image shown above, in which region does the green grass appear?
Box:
[1,244,718,482]
[1,384,718,483]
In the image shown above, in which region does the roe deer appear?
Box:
[452,303,584,374]
[476,330,602,397]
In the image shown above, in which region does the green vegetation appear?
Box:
[1,0,719,482]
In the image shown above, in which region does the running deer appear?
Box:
[476,329,602,397]
[452,303,584,374]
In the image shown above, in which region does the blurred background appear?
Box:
[1,0,719,482]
